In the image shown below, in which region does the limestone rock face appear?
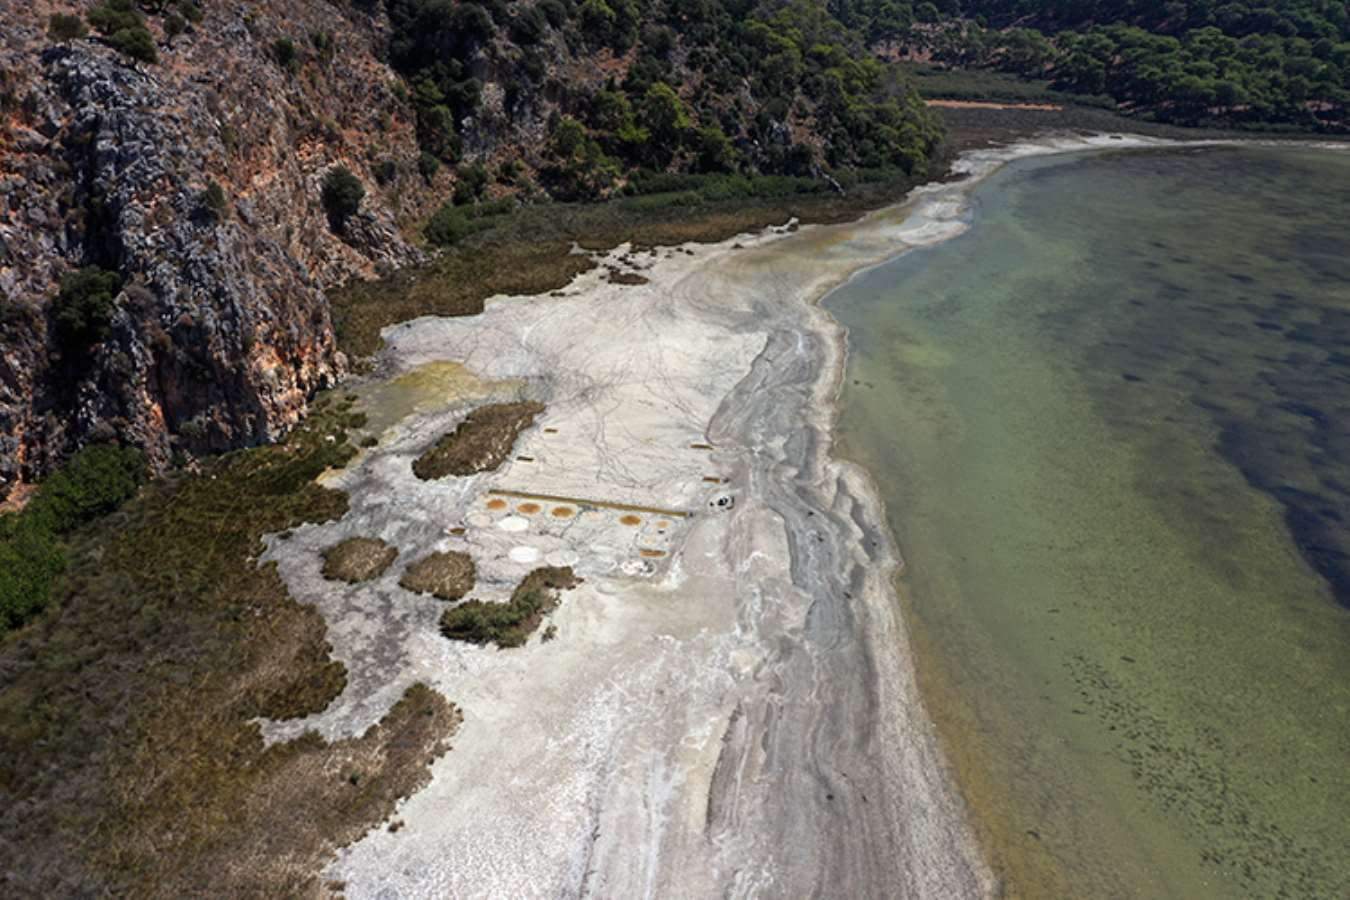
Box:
[0,3,437,496]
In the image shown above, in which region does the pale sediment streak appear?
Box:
[263,133,1179,898]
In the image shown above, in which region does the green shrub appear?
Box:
[439,566,579,647]
[88,0,157,64]
[48,13,89,41]
[0,444,145,632]
[510,5,548,44]
[108,26,158,64]
[177,0,204,24]
[52,266,123,348]
[578,0,616,46]
[539,0,569,27]
[199,180,227,221]
[163,12,187,41]
[0,522,65,631]
[87,0,140,35]
[452,163,489,205]
[311,30,336,65]
[424,204,472,245]
[417,151,441,183]
[321,166,365,232]
[273,37,300,73]
[452,3,496,44]
[474,197,515,218]
[23,445,147,535]
[695,124,737,173]
[624,171,825,202]
[638,82,691,161]
[373,159,398,185]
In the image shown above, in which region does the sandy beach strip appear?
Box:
[258,132,1174,898]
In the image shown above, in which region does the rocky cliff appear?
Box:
[0,1,438,500]
[0,0,945,503]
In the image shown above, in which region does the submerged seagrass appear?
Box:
[832,144,1350,898]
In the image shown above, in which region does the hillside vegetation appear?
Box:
[382,0,944,216]
[910,0,1348,128]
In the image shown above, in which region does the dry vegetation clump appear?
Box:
[0,394,460,895]
[120,684,459,895]
[439,566,579,648]
[412,401,545,480]
[399,550,476,601]
[322,536,399,583]
[605,268,650,285]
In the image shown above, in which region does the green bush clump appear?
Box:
[48,13,89,41]
[475,197,515,218]
[311,30,336,65]
[87,0,141,35]
[88,0,157,64]
[423,204,474,245]
[417,151,441,183]
[372,159,398,185]
[163,12,187,41]
[0,444,145,631]
[52,266,123,349]
[198,180,228,222]
[272,37,300,74]
[452,163,489,205]
[439,566,579,648]
[538,0,569,28]
[107,27,158,64]
[510,5,548,44]
[321,166,365,232]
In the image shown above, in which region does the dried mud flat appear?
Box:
[261,134,1173,898]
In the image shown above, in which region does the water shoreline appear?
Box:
[263,132,1319,895]
[823,139,1350,897]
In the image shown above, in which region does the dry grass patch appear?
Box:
[439,566,580,648]
[412,402,545,480]
[322,537,398,583]
[115,684,459,895]
[0,395,460,896]
[399,550,476,601]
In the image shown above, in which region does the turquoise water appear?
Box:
[830,146,1350,897]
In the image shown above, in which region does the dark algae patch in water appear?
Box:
[831,145,1350,898]
[1030,147,1350,612]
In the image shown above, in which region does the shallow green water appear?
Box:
[830,146,1350,897]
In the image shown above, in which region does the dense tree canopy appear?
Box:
[385,0,945,208]
[840,0,1348,128]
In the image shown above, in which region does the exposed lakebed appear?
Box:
[830,145,1350,897]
